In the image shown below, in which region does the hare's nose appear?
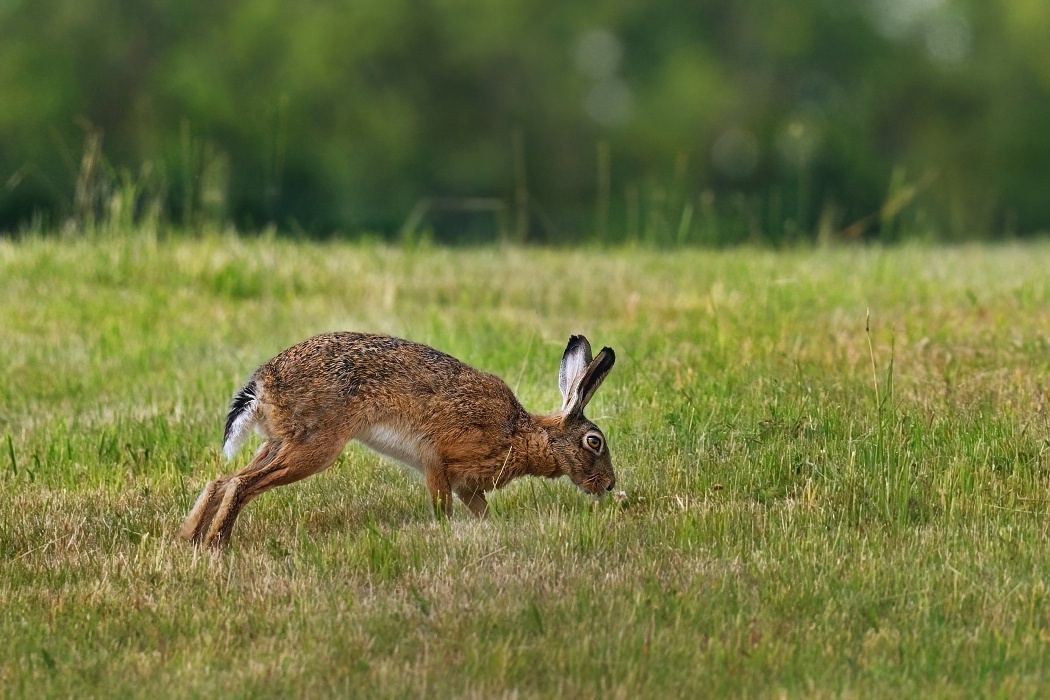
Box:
[606,477,615,492]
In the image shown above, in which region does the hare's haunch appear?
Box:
[181,333,616,548]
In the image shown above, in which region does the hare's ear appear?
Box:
[559,335,593,407]
[562,344,615,418]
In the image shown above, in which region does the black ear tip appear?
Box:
[564,334,592,358]
[600,347,616,366]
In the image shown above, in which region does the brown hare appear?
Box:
[181,332,616,548]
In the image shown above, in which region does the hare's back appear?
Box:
[254,332,521,427]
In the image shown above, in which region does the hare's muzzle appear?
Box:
[578,472,615,496]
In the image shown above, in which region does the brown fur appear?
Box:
[180,332,616,548]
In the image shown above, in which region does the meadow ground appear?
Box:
[2,232,1049,698]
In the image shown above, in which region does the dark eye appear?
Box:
[585,434,603,451]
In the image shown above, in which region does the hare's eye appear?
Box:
[585,434,603,451]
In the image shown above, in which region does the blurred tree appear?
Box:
[0,0,1047,240]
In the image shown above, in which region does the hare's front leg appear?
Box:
[425,465,454,518]
[454,482,489,518]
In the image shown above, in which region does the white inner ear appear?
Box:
[559,346,590,407]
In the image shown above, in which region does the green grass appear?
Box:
[3,232,1050,697]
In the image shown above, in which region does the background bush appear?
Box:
[3,0,1049,242]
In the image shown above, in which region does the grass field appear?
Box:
[2,232,1050,697]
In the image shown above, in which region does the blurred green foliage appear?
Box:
[2,0,1049,242]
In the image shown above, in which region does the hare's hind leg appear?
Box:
[180,480,220,542]
[180,440,281,546]
[183,435,344,549]
[204,436,347,548]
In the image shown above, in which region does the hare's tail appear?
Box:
[223,380,259,461]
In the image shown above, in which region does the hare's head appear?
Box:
[549,335,617,495]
